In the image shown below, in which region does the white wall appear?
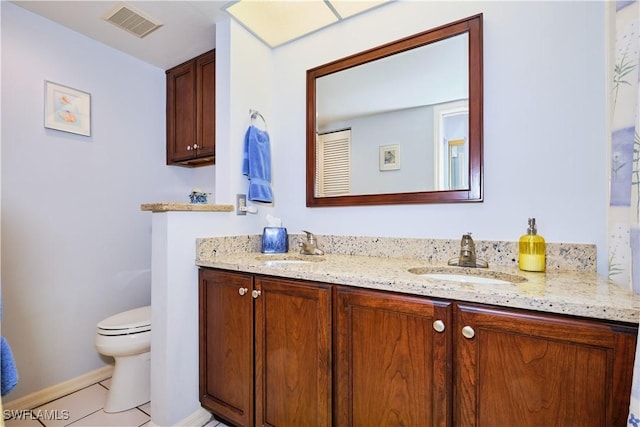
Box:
[349,107,434,194]
[0,2,214,400]
[249,1,608,270]
[214,18,278,225]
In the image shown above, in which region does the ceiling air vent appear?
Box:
[103,3,163,38]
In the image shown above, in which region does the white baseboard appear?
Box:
[148,407,212,427]
[3,365,114,411]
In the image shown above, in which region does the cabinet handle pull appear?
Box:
[238,287,248,296]
[193,144,199,149]
[433,320,445,333]
[252,290,262,299]
[462,326,475,339]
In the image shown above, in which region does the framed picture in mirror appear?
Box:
[379,144,400,171]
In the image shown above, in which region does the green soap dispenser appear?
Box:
[519,218,546,272]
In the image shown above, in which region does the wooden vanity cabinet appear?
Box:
[200,269,637,427]
[199,269,332,427]
[199,269,253,426]
[454,303,637,427]
[336,287,636,427]
[166,49,215,166]
[334,286,453,427]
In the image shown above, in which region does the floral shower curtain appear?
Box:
[608,1,639,425]
[610,0,639,293]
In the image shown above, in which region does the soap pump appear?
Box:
[518,218,546,272]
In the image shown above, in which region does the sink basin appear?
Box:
[408,267,527,285]
[255,254,325,267]
[418,273,512,285]
[264,260,313,267]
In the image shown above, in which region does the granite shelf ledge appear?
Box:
[140,203,234,213]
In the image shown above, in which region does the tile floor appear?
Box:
[3,378,229,427]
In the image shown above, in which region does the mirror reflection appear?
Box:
[306,14,483,207]
[315,33,469,196]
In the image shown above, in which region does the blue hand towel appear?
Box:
[242,125,273,203]
[1,336,18,396]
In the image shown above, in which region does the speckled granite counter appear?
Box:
[195,235,640,324]
[141,203,234,212]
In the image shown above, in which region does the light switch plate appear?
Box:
[236,194,247,215]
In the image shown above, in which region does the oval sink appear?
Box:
[255,254,325,267]
[408,267,526,285]
[264,260,313,267]
[419,273,512,285]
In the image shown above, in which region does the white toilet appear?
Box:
[95,305,151,413]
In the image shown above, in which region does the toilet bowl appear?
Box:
[95,306,151,413]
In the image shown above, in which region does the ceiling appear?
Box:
[11,1,392,70]
[11,1,228,70]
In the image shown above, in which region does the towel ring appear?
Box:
[250,109,267,130]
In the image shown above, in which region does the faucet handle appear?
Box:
[461,233,474,246]
[302,230,316,242]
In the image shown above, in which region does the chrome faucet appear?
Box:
[448,233,488,268]
[299,230,324,255]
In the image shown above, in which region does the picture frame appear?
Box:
[379,144,400,171]
[44,81,91,136]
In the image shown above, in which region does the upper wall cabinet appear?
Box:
[166,49,215,167]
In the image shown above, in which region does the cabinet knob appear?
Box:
[252,290,262,299]
[238,287,248,296]
[193,144,199,149]
[461,326,475,339]
[186,145,192,151]
[432,320,446,333]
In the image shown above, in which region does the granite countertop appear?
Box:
[195,235,640,324]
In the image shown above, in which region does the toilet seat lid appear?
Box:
[97,306,151,331]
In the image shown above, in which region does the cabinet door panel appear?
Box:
[199,269,254,427]
[166,60,196,163]
[455,303,637,427]
[196,51,215,158]
[254,276,332,427]
[335,287,452,427]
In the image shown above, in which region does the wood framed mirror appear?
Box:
[306,14,483,207]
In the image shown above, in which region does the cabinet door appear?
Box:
[335,286,452,427]
[455,303,637,427]
[254,276,332,427]
[199,269,254,427]
[166,60,196,163]
[196,50,215,159]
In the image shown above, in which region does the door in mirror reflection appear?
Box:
[434,100,469,190]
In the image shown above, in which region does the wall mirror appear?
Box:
[306,14,483,207]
